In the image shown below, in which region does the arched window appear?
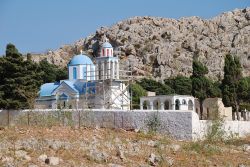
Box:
[188,100,194,110]
[107,49,109,56]
[59,93,68,109]
[59,93,68,100]
[143,100,149,110]
[175,99,180,110]
[102,49,104,56]
[164,101,170,110]
[182,99,187,105]
[83,66,87,80]
[153,100,161,110]
[73,67,77,79]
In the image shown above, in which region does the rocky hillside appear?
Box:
[1,126,250,167]
[31,8,250,80]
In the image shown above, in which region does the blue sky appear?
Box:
[0,0,249,55]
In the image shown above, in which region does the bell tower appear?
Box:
[100,37,114,57]
[95,36,119,80]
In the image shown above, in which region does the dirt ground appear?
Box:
[0,126,249,167]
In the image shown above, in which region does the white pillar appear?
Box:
[150,101,153,110]
[117,61,119,79]
[160,102,164,110]
[140,101,143,110]
[111,62,113,79]
[102,62,105,80]
[107,61,110,79]
[86,65,88,80]
[95,64,98,80]
[112,62,116,78]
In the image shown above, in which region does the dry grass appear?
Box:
[0,126,249,167]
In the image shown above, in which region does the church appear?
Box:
[36,39,130,110]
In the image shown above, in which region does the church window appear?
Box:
[164,100,170,110]
[182,99,187,105]
[107,49,109,56]
[83,66,87,80]
[102,49,104,56]
[188,100,193,110]
[98,63,101,80]
[73,67,77,79]
[143,100,149,110]
[175,99,180,110]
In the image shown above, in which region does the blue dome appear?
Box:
[68,54,93,66]
[102,42,112,48]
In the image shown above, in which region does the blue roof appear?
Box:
[39,80,98,97]
[62,80,79,93]
[40,83,59,97]
[68,54,93,66]
[102,42,112,48]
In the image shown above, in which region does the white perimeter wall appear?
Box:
[192,111,250,140]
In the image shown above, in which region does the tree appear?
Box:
[138,78,174,95]
[237,77,249,101]
[39,59,67,83]
[165,75,192,95]
[0,44,42,109]
[129,83,147,109]
[222,54,242,120]
[191,60,210,119]
[207,81,222,98]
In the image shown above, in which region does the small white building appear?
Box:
[140,94,195,112]
[36,38,130,110]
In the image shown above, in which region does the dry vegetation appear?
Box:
[0,126,249,167]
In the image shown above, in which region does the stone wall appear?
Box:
[73,110,194,140]
[1,109,250,141]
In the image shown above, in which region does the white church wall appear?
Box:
[68,66,73,80]
[69,65,95,81]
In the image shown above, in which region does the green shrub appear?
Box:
[146,112,161,133]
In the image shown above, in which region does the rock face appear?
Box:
[31,8,250,80]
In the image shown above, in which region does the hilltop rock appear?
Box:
[31,7,250,80]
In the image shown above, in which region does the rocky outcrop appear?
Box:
[31,8,250,80]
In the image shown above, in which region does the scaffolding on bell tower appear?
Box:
[76,60,133,110]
